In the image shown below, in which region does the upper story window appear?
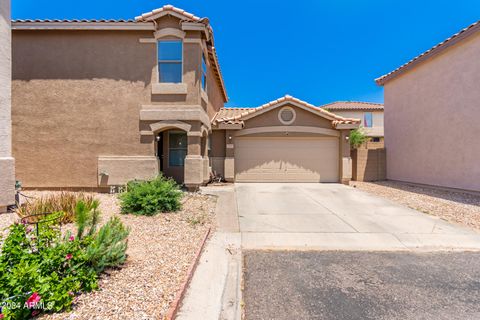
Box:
[201,53,207,91]
[364,112,373,127]
[158,40,182,83]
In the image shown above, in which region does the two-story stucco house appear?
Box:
[376,20,480,192]
[0,0,15,212]
[11,5,360,190]
[321,102,384,148]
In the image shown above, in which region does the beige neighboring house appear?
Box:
[0,0,15,212]
[11,5,360,190]
[321,102,384,147]
[376,20,480,192]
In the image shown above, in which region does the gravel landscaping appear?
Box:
[350,181,480,230]
[0,190,217,319]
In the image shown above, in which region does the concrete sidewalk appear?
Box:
[237,183,480,251]
[176,185,242,320]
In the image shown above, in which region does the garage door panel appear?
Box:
[235,137,339,183]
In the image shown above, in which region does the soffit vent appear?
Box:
[278,107,296,125]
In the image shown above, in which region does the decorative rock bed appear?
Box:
[0,191,216,319]
[350,181,480,230]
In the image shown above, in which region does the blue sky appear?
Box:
[12,0,480,107]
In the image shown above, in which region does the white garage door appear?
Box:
[235,137,339,182]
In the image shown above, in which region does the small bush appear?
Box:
[74,200,129,274]
[85,217,129,273]
[119,175,183,216]
[349,128,367,149]
[16,192,96,224]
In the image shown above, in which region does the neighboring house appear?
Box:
[376,20,480,192]
[0,0,15,212]
[11,5,360,189]
[321,101,384,147]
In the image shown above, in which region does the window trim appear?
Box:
[364,112,373,128]
[157,39,183,84]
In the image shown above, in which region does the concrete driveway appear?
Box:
[236,183,480,250]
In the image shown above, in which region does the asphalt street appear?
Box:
[243,251,480,320]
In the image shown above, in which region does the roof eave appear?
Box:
[12,21,154,30]
[375,20,480,86]
[333,123,360,130]
[215,96,361,128]
[326,107,384,111]
[208,47,228,102]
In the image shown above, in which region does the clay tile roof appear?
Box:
[135,4,201,22]
[213,95,361,127]
[320,101,384,111]
[376,19,480,85]
[12,19,138,23]
[212,107,253,125]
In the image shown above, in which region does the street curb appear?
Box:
[164,227,211,320]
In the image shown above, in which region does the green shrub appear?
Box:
[119,175,183,216]
[74,200,129,273]
[0,200,129,319]
[85,217,129,273]
[74,199,101,240]
[16,192,96,224]
[0,222,98,319]
[349,128,367,149]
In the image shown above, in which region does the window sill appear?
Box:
[152,83,188,95]
[201,89,208,104]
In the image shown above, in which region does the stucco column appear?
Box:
[0,0,15,212]
[339,130,352,184]
[184,131,203,190]
[224,130,235,182]
[202,134,210,184]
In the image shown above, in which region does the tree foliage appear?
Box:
[349,128,367,149]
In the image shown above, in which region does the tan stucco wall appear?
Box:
[98,156,159,185]
[243,104,333,129]
[12,30,155,187]
[383,32,480,191]
[12,12,226,188]
[0,0,15,209]
[352,148,386,182]
[210,130,226,178]
[210,130,226,157]
[205,64,225,119]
